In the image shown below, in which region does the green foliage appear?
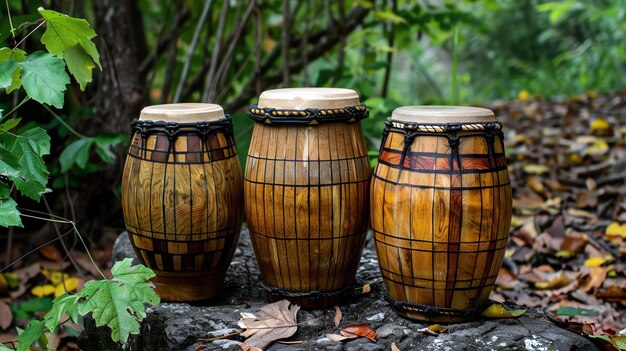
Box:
[10,259,159,350]
[555,306,598,317]
[59,134,127,172]
[77,259,160,343]
[39,8,101,90]
[0,7,103,227]
[0,126,51,200]
[19,51,70,108]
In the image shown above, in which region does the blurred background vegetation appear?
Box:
[1,0,625,240]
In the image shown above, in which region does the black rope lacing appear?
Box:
[258,275,356,300]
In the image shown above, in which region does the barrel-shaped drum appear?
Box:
[371,106,512,322]
[122,103,243,301]
[245,88,371,309]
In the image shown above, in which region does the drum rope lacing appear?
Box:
[248,104,369,124]
[258,276,358,300]
[384,293,494,319]
[130,118,233,142]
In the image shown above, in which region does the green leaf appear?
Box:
[0,60,19,89]
[60,138,93,172]
[12,297,53,314]
[38,8,101,69]
[0,181,10,198]
[0,117,22,131]
[0,144,22,179]
[0,343,13,350]
[374,10,407,24]
[19,51,70,108]
[0,197,22,227]
[555,306,598,317]
[63,45,96,90]
[0,127,50,200]
[76,259,159,345]
[44,293,79,332]
[0,48,26,93]
[16,320,45,351]
[93,134,125,164]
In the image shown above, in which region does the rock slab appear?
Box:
[79,229,599,351]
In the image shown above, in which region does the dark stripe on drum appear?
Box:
[153,135,169,162]
[186,136,202,162]
[379,150,506,172]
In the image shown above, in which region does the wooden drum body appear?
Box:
[371,106,512,322]
[121,104,243,301]
[244,88,371,309]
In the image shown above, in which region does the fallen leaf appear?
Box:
[481,303,526,318]
[13,263,40,282]
[194,346,207,351]
[325,333,358,342]
[606,222,626,238]
[518,89,530,101]
[339,324,377,342]
[275,340,303,345]
[0,301,12,330]
[240,344,262,351]
[391,341,401,351]
[522,164,549,175]
[41,270,70,286]
[534,271,572,290]
[579,267,606,293]
[555,306,598,317]
[333,306,342,327]
[417,324,448,335]
[362,284,371,294]
[584,257,605,267]
[590,118,610,134]
[31,284,55,298]
[54,277,80,297]
[238,300,300,350]
[38,245,63,262]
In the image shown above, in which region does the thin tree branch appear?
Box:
[173,0,213,102]
[333,0,347,84]
[281,0,291,86]
[138,7,191,75]
[202,0,229,102]
[225,6,371,112]
[381,0,397,97]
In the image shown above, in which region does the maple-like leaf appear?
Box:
[238,300,300,350]
[76,258,159,344]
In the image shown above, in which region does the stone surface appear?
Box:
[80,228,599,351]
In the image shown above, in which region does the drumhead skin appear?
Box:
[139,103,225,122]
[390,106,495,124]
[258,87,360,109]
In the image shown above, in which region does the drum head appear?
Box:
[258,87,360,110]
[390,106,495,124]
[139,103,225,123]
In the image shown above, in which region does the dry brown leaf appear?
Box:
[238,300,300,350]
[535,271,572,290]
[275,340,303,345]
[38,245,63,262]
[326,333,358,342]
[340,323,377,342]
[333,305,342,327]
[362,284,371,294]
[240,344,262,351]
[0,301,12,330]
[194,346,207,351]
[579,267,607,293]
[391,341,401,351]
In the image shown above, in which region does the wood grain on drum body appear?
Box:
[122,125,243,301]
[244,121,370,309]
[371,128,512,322]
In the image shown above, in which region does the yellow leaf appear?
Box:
[583,139,609,157]
[556,250,574,258]
[522,164,549,175]
[481,303,526,318]
[54,277,80,297]
[31,284,55,297]
[606,222,626,237]
[518,89,530,101]
[590,118,610,133]
[417,324,448,335]
[584,257,605,267]
[41,270,70,285]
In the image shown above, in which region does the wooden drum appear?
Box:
[371,106,512,322]
[122,103,243,301]
[245,88,371,309]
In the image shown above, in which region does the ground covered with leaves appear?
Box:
[489,91,626,340]
[1,92,626,350]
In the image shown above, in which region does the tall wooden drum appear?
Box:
[371,106,512,322]
[121,103,243,301]
[245,88,371,309]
